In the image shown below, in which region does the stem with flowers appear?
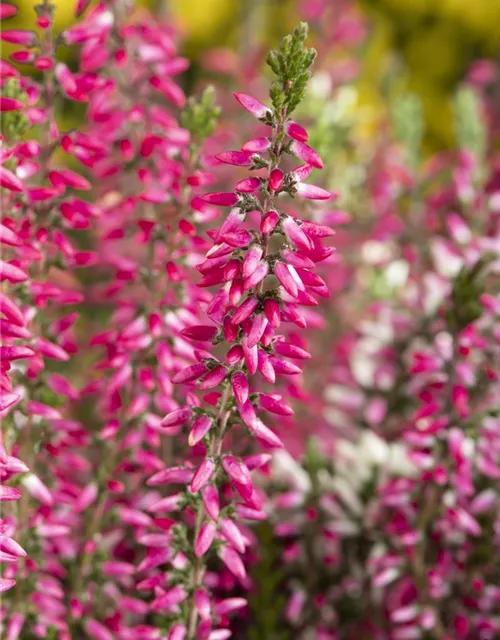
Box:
[153,22,336,639]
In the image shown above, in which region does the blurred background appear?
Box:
[6,0,500,150]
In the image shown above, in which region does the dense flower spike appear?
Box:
[157,22,334,638]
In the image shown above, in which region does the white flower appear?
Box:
[272,451,312,494]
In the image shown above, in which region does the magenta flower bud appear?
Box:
[242,336,258,375]
[226,344,244,365]
[74,483,98,513]
[216,207,245,239]
[259,393,294,416]
[242,246,263,278]
[0,60,17,78]
[194,589,211,620]
[282,216,313,251]
[295,182,333,200]
[269,168,284,191]
[0,293,25,326]
[162,406,192,427]
[0,393,20,413]
[236,505,267,521]
[252,419,284,448]
[289,163,314,182]
[0,168,24,193]
[0,261,29,284]
[233,92,270,119]
[0,536,26,559]
[290,140,323,169]
[49,169,90,191]
[241,137,271,152]
[222,456,252,487]
[244,453,272,470]
[21,474,53,506]
[190,458,216,493]
[208,630,231,640]
[4,612,24,639]
[223,259,241,281]
[247,314,268,348]
[0,486,22,502]
[270,357,303,375]
[167,625,187,640]
[202,485,220,521]
[0,97,24,112]
[274,341,311,360]
[202,192,239,206]
[257,348,276,383]
[263,299,281,328]
[0,4,17,18]
[0,345,35,361]
[231,372,249,405]
[0,224,21,247]
[152,585,188,612]
[199,365,227,390]
[1,321,29,339]
[220,518,246,553]
[274,262,298,298]
[1,30,36,46]
[260,209,280,235]
[36,338,70,361]
[214,598,247,616]
[295,267,326,288]
[231,296,258,326]
[216,150,255,166]
[228,278,244,306]
[0,578,16,592]
[181,325,218,342]
[85,620,114,640]
[301,221,336,238]
[195,521,217,557]
[242,261,269,291]
[148,493,182,513]
[221,229,252,249]
[238,399,258,430]
[285,120,309,142]
[147,466,194,486]
[172,362,207,384]
[198,268,227,288]
[235,177,261,193]
[189,414,213,446]
[219,545,246,580]
[222,315,238,342]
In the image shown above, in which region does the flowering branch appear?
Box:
[154,22,336,639]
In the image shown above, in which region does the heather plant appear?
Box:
[1,1,499,639]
